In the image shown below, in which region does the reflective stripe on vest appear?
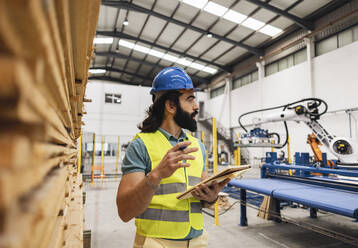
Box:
[190,202,202,213]
[188,176,201,186]
[137,208,189,222]
[137,202,202,222]
[154,183,186,195]
[134,130,204,239]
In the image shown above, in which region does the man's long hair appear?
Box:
[138,91,182,133]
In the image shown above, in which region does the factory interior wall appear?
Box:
[205,40,358,160]
[82,41,358,160]
[82,81,152,144]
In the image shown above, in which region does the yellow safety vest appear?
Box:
[135,130,204,239]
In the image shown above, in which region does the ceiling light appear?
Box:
[117,38,218,74]
[203,2,228,16]
[123,19,129,26]
[241,17,265,30]
[259,24,282,37]
[162,54,178,63]
[223,10,247,24]
[118,39,135,49]
[148,49,165,58]
[190,62,205,71]
[93,37,113,44]
[134,44,151,53]
[182,0,208,9]
[176,58,192,66]
[89,69,106,74]
[202,66,217,74]
[206,32,213,38]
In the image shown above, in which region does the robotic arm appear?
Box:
[238,98,358,166]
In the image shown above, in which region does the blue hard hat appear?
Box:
[150,67,198,94]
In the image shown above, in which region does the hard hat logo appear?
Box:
[150,67,198,95]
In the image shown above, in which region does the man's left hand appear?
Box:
[191,178,231,203]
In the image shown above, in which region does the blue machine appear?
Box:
[233,99,358,227]
[229,152,358,226]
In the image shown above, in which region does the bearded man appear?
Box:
[116,67,229,248]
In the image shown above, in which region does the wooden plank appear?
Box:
[45,0,71,106]
[46,215,65,248]
[0,166,67,248]
[55,0,76,101]
[0,133,33,169]
[69,0,90,81]
[0,155,72,209]
[0,0,73,130]
[31,171,67,248]
[0,58,74,145]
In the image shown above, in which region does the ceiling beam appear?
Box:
[90,66,152,83]
[95,52,210,85]
[96,30,232,73]
[246,0,313,30]
[101,1,263,56]
[305,0,351,21]
[88,75,144,86]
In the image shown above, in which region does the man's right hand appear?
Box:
[152,141,198,180]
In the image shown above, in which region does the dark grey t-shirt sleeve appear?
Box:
[121,137,151,175]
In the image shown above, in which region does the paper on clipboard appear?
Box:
[176,165,251,200]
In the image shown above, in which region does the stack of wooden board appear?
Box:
[257,196,274,220]
[0,0,100,247]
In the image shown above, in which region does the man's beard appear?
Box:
[174,104,198,132]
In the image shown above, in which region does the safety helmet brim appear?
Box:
[150,87,200,95]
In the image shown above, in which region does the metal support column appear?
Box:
[213,118,219,226]
[115,136,120,174]
[240,189,248,226]
[91,133,96,185]
[305,37,315,97]
[310,208,317,218]
[273,198,281,223]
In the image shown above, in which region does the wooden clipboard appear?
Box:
[176,165,251,200]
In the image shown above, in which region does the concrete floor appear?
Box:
[84,165,358,248]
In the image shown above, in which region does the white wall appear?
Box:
[82,81,153,144]
[205,41,358,160]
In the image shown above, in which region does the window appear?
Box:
[316,24,358,56]
[354,25,358,41]
[105,93,122,104]
[265,62,278,76]
[265,48,307,76]
[338,28,353,47]
[232,70,258,90]
[316,35,337,56]
[278,58,288,71]
[294,49,307,65]
[210,85,225,98]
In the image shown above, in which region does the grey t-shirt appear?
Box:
[121,128,206,240]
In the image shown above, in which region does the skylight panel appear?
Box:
[190,62,205,71]
[148,49,165,58]
[116,38,218,74]
[241,17,265,30]
[260,24,282,37]
[118,39,135,49]
[203,2,228,17]
[223,9,247,24]
[134,44,151,54]
[202,66,217,74]
[162,54,179,63]
[89,69,106,74]
[176,58,192,66]
[182,0,208,9]
[94,37,113,44]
